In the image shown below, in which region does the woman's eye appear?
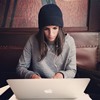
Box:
[53,27,58,30]
[44,28,48,31]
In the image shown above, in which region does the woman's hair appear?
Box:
[36,27,65,61]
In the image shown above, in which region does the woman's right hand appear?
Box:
[31,74,41,79]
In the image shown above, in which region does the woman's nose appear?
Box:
[49,29,53,36]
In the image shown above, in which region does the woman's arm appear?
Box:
[57,35,77,78]
[16,36,41,78]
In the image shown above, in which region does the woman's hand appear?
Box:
[53,73,64,79]
[31,74,41,79]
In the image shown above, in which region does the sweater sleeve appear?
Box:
[16,36,38,78]
[59,35,77,78]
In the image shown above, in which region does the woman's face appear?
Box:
[43,25,59,42]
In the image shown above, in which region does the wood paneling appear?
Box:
[56,0,88,27]
[0,0,100,31]
[89,0,100,31]
[0,0,88,30]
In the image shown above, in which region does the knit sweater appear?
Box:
[16,34,77,78]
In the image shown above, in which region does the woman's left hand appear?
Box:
[53,73,64,79]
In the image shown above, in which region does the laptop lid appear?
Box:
[7,78,90,100]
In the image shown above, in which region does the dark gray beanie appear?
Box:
[38,4,63,29]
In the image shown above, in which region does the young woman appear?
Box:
[16,4,77,79]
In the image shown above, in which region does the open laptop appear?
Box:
[7,78,90,100]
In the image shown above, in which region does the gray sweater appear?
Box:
[16,34,76,78]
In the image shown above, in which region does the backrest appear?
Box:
[0,29,99,83]
[69,32,99,70]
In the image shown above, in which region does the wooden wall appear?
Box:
[0,0,88,31]
[88,0,100,31]
[0,0,100,31]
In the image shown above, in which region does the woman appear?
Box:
[16,4,77,79]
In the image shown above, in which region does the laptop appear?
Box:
[7,78,90,100]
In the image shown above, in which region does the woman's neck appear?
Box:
[47,40,55,45]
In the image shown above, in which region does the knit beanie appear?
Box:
[38,4,63,29]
